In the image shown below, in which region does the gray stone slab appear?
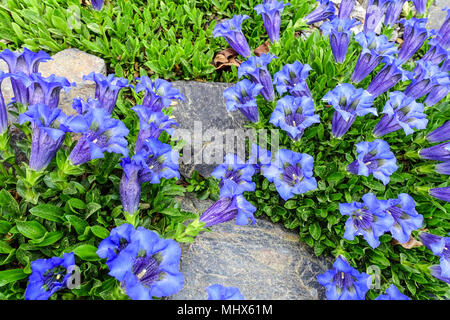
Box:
[427,0,450,31]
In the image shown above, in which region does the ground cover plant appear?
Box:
[0,0,448,300]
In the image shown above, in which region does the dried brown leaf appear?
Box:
[254,40,270,57]
[213,48,241,70]
[392,236,423,249]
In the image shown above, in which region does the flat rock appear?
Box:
[170,81,249,179]
[427,0,449,30]
[171,196,331,300]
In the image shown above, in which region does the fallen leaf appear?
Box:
[392,236,423,249]
[213,48,241,70]
[396,38,404,45]
[254,40,270,56]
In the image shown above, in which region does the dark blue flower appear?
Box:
[25,252,75,300]
[206,284,244,300]
[436,8,450,49]
[132,105,178,152]
[211,154,256,195]
[273,61,312,97]
[435,162,450,175]
[424,82,449,106]
[106,226,183,300]
[419,232,450,278]
[339,193,395,248]
[338,0,355,19]
[82,72,130,114]
[398,18,429,63]
[347,139,398,185]
[429,187,450,202]
[366,58,408,97]
[351,32,398,83]
[270,95,320,140]
[404,60,449,100]
[372,91,428,137]
[254,0,290,42]
[443,57,450,72]
[68,107,129,165]
[213,15,252,57]
[412,0,426,14]
[375,284,411,300]
[28,73,75,109]
[262,149,317,201]
[238,53,277,101]
[316,255,371,300]
[119,156,146,215]
[364,0,391,32]
[426,121,450,143]
[248,143,272,172]
[322,83,376,138]
[135,77,185,112]
[91,0,103,10]
[419,142,450,162]
[223,79,263,123]
[384,0,407,26]
[97,223,137,264]
[305,0,336,25]
[421,39,448,65]
[321,18,360,63]
[0,71,10,134]
[430,265,450,284]
[19,103,86,171]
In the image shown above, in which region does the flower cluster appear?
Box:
[419,232,450,284]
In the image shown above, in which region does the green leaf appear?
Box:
[91,225,110,239]
[29,204,64,223]
[0,189,20,216]
[16,220,47,240]
[309,222,321,241]
[284,200,298,210]
[0,240,13,254]
[0,220,12,234]
[29,231,63,246]
[73,244,100,261]
[0,269,27,287]
[65,215,89,235]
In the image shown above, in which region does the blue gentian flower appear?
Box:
[72,97,102,115]
[262,149,317,201]
[421,39,448,65]
[254,0,290,43]
[322,83,376,138]
[0,71,10,134]
[366,58,408,97]
[384,0,407,26]
[435,162,450,175]
[321,18,361,63]
[419,142,450,161]
[223,79,263,123]
[347,139,398,185]
[273,61,312,97]
[443,57,450,72]
[119,156,146,215]
[238,53,277,101]
[372,91,428,137]
[316,255,371,300]
[206,284,244,300]
[199,180,257,227]
[28,73,74,109]
[211,154,256,195]
[19,103,86,171]
[339,193,395,248]
[429,187,450,202]
[68,107,129,165]
[424,82,449,106]
[404,60,450,99]
[0,48,51,105]
[305,0,336,25]
[91,0,103,10]
[436,8,450,49]
[25,252,75,300]
[338,0,355,19]
[412,0,426,14]
[248,143,272,172]
[364,0,391,32]
[137,138,180,184]
[419,232,450,278]
[375,284,411,300]
[132,105,178,152]
[430,265,450,284]
[82,72,130,114]
[97,223,137,264]
[106,226,184,300]
[213,15,252,57]
[427,121,450,143]
[377,193,423,243]
[135,77,185,112]
[269,95,320,140]
[351,32,398,83]
[397,18,429,63]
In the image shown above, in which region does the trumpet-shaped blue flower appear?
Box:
[305,0,336,25]
[119,156,146,215]
[68,108,129,165]
[273,61,312,97]
[135,77,185,112]
[372,91,428,137]
[238,53,277,101]
[443,57,450,72]
[429,187,450,202]
[270,95,320,140]
[419,142,450,162]
[262,149,317,201]
[132,106,178,152]
[72,97,102,115]
[364,0,391,32]
[213,15,252,57]
[430,265,450,284]
[83,72,130,114]
[347,139,398,185]
[0,72,10,134]
[223,79,263,123]
[91,0,103,10]
[19,103,86,171]
[384,0,407,26]
[321,18,361,64]
[0,48,50,105]
[211,154,256,196]
[25,252,75,300]
[375,284,411,300]
[419,232,450,278]
[137,138,180,184]
[316,255,371,300]
[97,223,137,264]
[248,143,272,172]
[424,82,449,106]
[322,83,376,138]
[398,18,429,63]
[404,60,450,99]
[422,39,448,65]
[254,0,290,43]
[338,0,355,19]
[436,8,450,49]
[366,58,408,97]
[206,284,244,300]
[351,32,398,83]
[436,162,450,175]
[412,0,426,14]
[28,73,74,109]
[426,121,450,143]
[106,226,183,300]
[339,193,395,248]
